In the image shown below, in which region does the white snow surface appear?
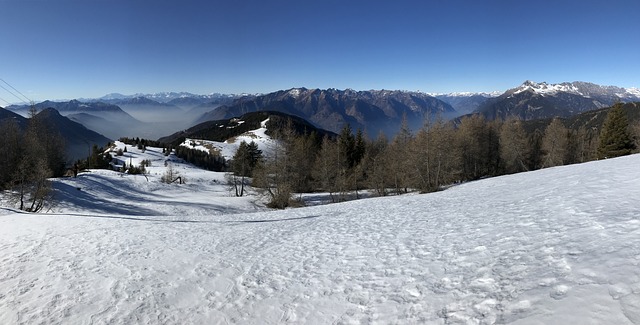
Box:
[2,154,640,324]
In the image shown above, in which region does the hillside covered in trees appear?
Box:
[112,102,640,209]
[158,111,336,147]
[237,102,639,208]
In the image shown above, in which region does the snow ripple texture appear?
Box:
[1,155,640,324]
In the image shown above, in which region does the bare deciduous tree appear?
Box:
[541,118,569,168]
[412,118,457,192]
[10,117,53,212]
[387,116,414,194]
[313,135,339,202]
[253,120,296,208]
[363,132,389,196]
[500,118,529,174]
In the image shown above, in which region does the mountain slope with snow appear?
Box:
[2,150,640,323]
[180,118,276,161]
[508,80,640,100]
[476,80,640,121]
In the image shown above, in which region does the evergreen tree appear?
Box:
[336,124,357,198]
[246,141,263,170]
[232,141,252,177]
[86,144,112,169]
[230,141,263,196]
[353,129,366,167]
[338,124,356,168]
[632,119,640,153]
[597,103,635,159]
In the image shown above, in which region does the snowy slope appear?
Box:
[180,118,276,161]
[54,142,267,216]
[2,155,640,324]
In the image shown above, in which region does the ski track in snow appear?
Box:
[1,155,640,324]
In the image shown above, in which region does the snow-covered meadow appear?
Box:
[1,150,640,324]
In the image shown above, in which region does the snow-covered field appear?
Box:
[2,152,640,324]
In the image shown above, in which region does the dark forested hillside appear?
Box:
[1,107,110,163]
[158,111,336,147]
[35,108,111,162]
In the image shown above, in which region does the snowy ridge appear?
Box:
[79,83,640,106]
[96,92,241,103]
[429,91,501,98]
[180,118,275,160]
[287,88,302,98]
[509,80,640,99]
[2,149,640,323]
[626,87,640,97]
[512,80,582,96]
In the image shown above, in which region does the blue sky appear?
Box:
[0,0,639,103]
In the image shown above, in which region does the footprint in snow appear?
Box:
[550,284,570,300]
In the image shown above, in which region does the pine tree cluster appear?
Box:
[174,146,227,171]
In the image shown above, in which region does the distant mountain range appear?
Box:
[0,107,110,162]
[474,81,640,120]
[431,92,502,115]
[7,100,140,140]
[4,80,639,143]
[195,88,457,136]
[94,92,240,108]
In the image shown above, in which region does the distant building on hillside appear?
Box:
[109,158,126,172]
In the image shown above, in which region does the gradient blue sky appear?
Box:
[1,0,639,103]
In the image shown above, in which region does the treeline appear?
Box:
[0,109,66,212]
[247,103,639,208]
[174,145,226,171]
[118,137,163,150]
[119,136,227,171]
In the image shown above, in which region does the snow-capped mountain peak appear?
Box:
[96,92,244,103]
[506,80,640,101]
[512,81,582,97]
[287,88,303,98]
[626,87,640,97]
[429,91,501,98]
